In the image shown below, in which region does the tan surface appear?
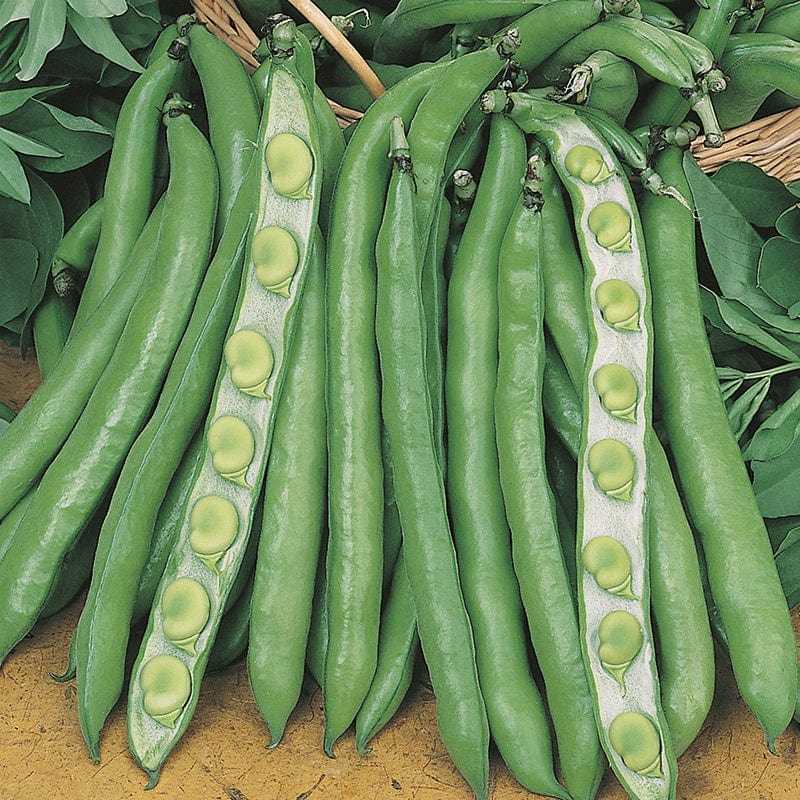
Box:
[2,342,800,800]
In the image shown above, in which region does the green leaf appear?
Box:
[700,287,800,361]
[66,8,145,73]
[0,138,29,202]
[775,524,800,558]
[716,366,745,381]
[684,152,768,308]
[774,536,800,608]
[1,100,111,172]
[757,237,800,311]
[36,100,111,135]
[111,0,161,51]
[726,376,771,441]
[66,0,128,17]
[0,126,63,158]
[753,434,800,517]
[0,238,38,324]
[743,386,800,462]
[711,160,796,229]
[775,204,800,243]
[16,0,67,81]
[0,0,36,27]
[720,377,744,401]
[0,83,68,116]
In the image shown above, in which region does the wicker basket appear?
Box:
[190,0,800,182]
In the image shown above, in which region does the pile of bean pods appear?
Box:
[1,1,799,799]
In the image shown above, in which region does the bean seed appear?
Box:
[266,132,314,199]
[564,144,613,184]
[224,329,274,398]
[207,416,255,488]
[189,495,239,573]
[593,363,638,422]
[587,201,632,252]
[582,536,637,599]
[597,610,643,692]
[252,226,299,297]
[595,278,640,332]
[608,710,663,777]
[140,654,191,728]
[587,438,635,501]
[161,578,211,656]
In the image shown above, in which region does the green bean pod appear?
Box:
[50,197,104,294]
[0,199,164,524]
[181,16,261,233]
[354,550,419,753]
[375,117,489,800]
[536,155,714,759]
[494,150,603,800]
[206,573,253,673]
[485,91,677,800]
[562,49,639,125]
[126,53,321,788]
[712,33,800,128]
[322,60,448,758]
[32,285,77,379]
[0,97,218,669]
[446,119,570,799]
[74,191,253,760]
[248,231,327,747]
[71,41,190,333]
[641,146,797,753]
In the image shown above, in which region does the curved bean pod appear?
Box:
[70,41,189,333]
[248,231,327,747]
[642,145,797,753]
[0,97,218,669]
[375,117,489,800]
[447,120,571,799]
[126,53,321,787]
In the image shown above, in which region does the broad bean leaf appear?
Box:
[0,127,63,158]
[684,152,766,307]
[773,521,800,557]
[0,139,29,202]
[67,7,144,74]
[16,0,67,81]
[720,377,744,401]
[700,287,800,361]
[711,160,796,228]
[66,0,127,17]
[112,0,160,51]
[776,204,800,243]
[758,236,800,311]
[0,0,36,28]
[0,83,68,116]
[0,238,38,324]
[744,386,800,462]
[774,537,800,608]
[752,435,800,518]
[2,100,111,173]
[726,376,771,441]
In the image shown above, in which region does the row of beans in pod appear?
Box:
[0,2,798,800]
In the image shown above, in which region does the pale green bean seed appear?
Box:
[608,711,663,777]
[140,654,192,728]
[564,144,613,184]
[595,279,640,332]
[265,132,314,199]
[597,610,643,692]
[593,363,638,422]
[587,201,632,253]
[207,415,255,488]
[252,226,299,298]
[588,438,635,501]
[189,494,239,573]
[582,536,637,599]
[161,578,211,656]
[224,329,274,398]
